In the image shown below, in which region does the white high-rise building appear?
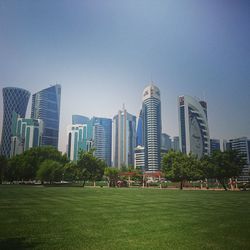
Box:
[67,124,88,161]
[142,84,162,172]
[178,95,210,158]
[113,106,136,168]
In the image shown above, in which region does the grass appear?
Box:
[0,186,250,250]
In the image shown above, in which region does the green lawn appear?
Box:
[0,186,250,250]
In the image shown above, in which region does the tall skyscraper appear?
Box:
[142,84,162,172]
[92,117,112,166]
[113,106,136,168]
[0,87,30,157]
[10,112,43,157]
[178,95,210,158]
[31,85,61,149]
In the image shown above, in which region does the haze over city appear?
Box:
[0,0,250,153]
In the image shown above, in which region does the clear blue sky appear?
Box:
[0,0,250,152]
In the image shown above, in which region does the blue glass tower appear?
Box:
[92,117,112,166]
[72,115,89,125]
[31,85,61,148]
[0,87,30,157]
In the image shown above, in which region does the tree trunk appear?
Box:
[180,180,183,190]
[219,179,227,191]
[94,180,96,187]
[82,180,86,187]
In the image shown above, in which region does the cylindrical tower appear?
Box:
[1,87,30,157]
[142,84,162,172]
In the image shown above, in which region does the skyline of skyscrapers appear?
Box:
[0,87,30,157]
[0,84,249,178]
[31,84,61,149]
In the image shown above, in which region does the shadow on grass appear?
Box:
[0,237,37,249]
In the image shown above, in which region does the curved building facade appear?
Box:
[31,84,61,148]
[178,95,210,158]
[142,84,162,172]
[0,87,30,157]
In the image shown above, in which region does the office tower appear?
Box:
[67,124,88,161]
[161,133,172,151]
[136,109,143,146]
[134,145,145,170]
[10,112,43,157]
[227,137,250,181]
[178,95,210,158]
[72,115,89,125]
[172,136,180,152]
[210,139,221,153]
[113,107,136,168]
[0,87,30,157]
[92,117,112,166]
[142,84,162,172]
[31,85,61,148]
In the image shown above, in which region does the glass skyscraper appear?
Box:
[31,85,61,149]
[178,95,210,158]
[0,87,30,157]
[142,84,162,172]
[113,107,136,168]
[92,117,112,167]
[72,115,89,125]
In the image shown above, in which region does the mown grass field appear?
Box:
[0,186,250,250]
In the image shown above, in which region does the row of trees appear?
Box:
[0,146,246,190]
[0,147,107,185]
[162,150,246,190]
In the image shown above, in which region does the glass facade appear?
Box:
[31,85,61,149]
[178,95,210,158]
[113,108,136,168]
[92,117,112,167]
[0,87,30,157]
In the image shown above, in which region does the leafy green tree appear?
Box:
[104,167,119,187]
[202,150,245,190]
[36,160,63,184]
[0,156,8,184]
[76,150,106,187]
[162,150,202,189]
[63,161,78,182]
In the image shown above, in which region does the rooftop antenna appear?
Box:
[122,103,125,110]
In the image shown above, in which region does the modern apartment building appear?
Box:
[178,95,210,158]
